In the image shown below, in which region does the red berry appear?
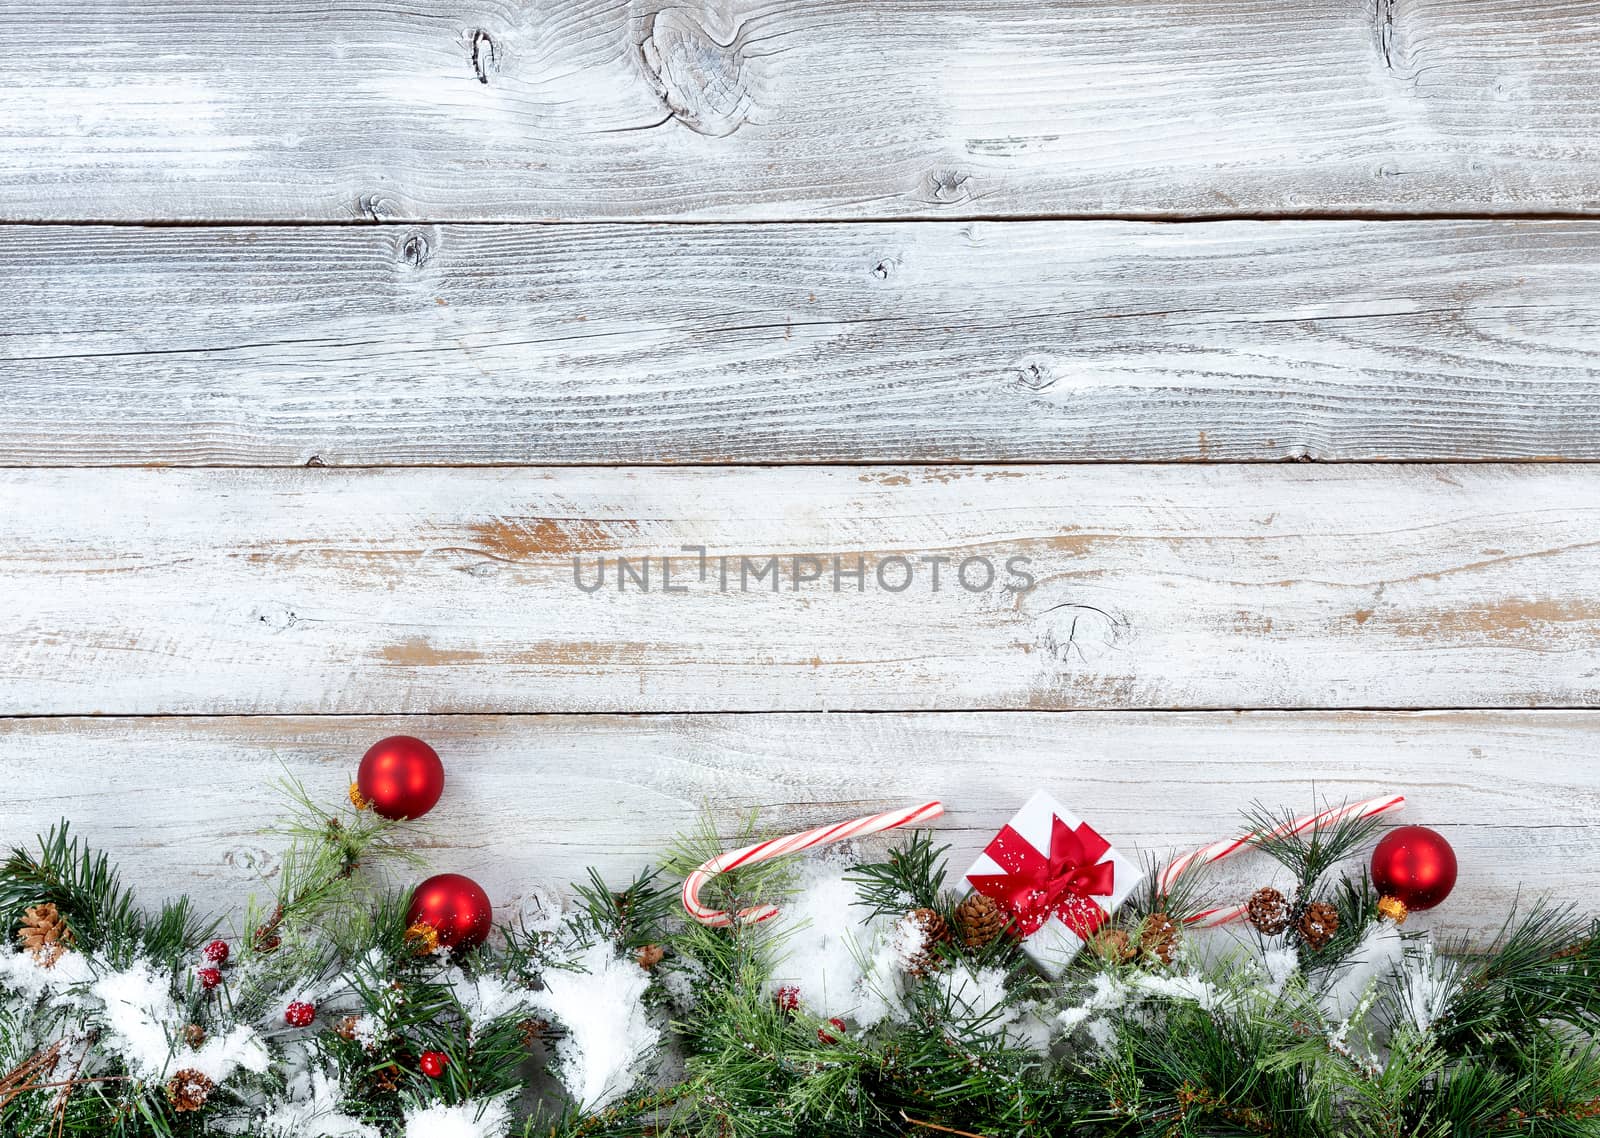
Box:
[284,1000,316,1028]
[419,1050,450,1078]
[197,967,222,991]
[202,939,230,964]
[774,985,800,1012]
[817,1017,847,1044]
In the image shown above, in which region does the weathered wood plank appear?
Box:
[3,1,1600,221]
[1,712,1592,937]
[3,465,1598,714]
[6,221,1600,464]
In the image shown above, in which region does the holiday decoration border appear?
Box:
[2,737,1598,1138]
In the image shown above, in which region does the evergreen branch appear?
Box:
[1240,798,1391,900]
[0,822,210,964]
[847,832,948,916]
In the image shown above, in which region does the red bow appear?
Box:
[969,815,1116,938]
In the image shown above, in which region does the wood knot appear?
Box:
[400,231,431,269]
[926,169,974,205]
[1011,360,1056,392]
[223,845,280,880]
[1033,603,1128,669]
[356,193,402,222]
[469,28,497,84]
[248,602,300,632]
[636,6,754,137]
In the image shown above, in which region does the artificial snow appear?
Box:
[0,945,94,1000]
[938,963,1011,1025]
[935,962,1049,1053]
[223,1069,379,1138]
[531,940,660,1110]
[1317,923,1407,1023]
[402,1095,515,1138]
[1129,970,1222,1011]
[658,953,706,1011]
[767,860,904,1023]
[1259,946,1300,995]
[1052,964,1222,1053]
[1393,943,1456,1033]
[441,966,536,1043]
[97,961,267,1082]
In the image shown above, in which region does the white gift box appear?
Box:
[963,790,1137,977]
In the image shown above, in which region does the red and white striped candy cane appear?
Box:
[1164,793,1406,927]
[682,801,945,927]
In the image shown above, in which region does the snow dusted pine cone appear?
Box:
[1298,901,1340,951]
[1088,927,1136,964]
[903,907,951,976]
[16,902,73,966]
[166,1069,215,1112]
[1139,913,1180,965]
[1246,887,1291,936]
[635,943,665,971]
[954,893,1008,951]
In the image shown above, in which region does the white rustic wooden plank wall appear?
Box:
[3,466,1598,713]
[5,222,1600,463]
[2,0,1600,219]
[1,0,1597,937]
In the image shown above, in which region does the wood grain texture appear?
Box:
[1,711,1593,937]
[7,220,1600,464]
[3,0,1600,221]
[4,464,1599,714]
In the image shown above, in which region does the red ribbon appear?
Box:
[969,815,1116,938]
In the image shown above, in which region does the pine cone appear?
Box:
[16,902,74,967]
[635,943,665,971]
[903,907,951,976]
[518,1017,550,1047]
[165,1068,215,1112]
[1298,901,1339,951]
[1139,913,1180,965]
[954,893,1008,951]
[1246,887,1290,936]
[1088,927,1135,964]
[254,905,284,954]
[369,1063,401,1093]
[182,1023,207,1050]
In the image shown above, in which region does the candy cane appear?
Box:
[1162,793,1406,927]
[682,801,945,927]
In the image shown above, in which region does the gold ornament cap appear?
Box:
[404,921,440,956]
[1377,895,1409,926]
[348,781,371,811]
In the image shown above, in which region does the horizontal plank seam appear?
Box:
[6,459,1600,471]
[6,210,1600,230]
[3,707,1598,720]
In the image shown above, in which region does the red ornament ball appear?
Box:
[1371,825,1458,912]
[197,967,222,991]
[406,873,494,951]
[419,1050,451,1079]
[774,985,800,1013]
[818,1017,847,1044]
[202,939,230,965]
[356,736,445,820]
[284,1000,316,1028]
